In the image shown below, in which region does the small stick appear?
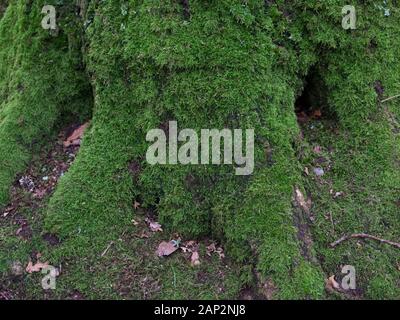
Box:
[328,212,335,234]
[101,241,114,257]
[330,233,400,249]
[381,94,400,103]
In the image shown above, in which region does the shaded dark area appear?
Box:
[295,67,336,121]
[0,0,8,18]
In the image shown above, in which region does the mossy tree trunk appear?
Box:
[0,1,399,299]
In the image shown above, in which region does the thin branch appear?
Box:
[330,233,400,249]
[328,212,335,234]
[101,241,114,257]
[381,94,400,103]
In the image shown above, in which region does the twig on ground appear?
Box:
[330,233,400,249]
[381,94,400,103]
[328,212,335,234]
[101,241,114,257]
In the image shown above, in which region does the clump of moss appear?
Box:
[299,1,400,298]
[43,0,324,299]
[0,0,91,205]
[1,0,399,299]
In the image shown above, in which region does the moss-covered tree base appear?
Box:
[0,1,399,299]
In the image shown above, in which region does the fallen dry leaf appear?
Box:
[181,240,198,253]
[133,201,141,210]
[26,261,49,274]
[185,240,196,247]
[2,206,14,217]
[215,247,225,259]
[157,241,178,257]
[313,145,322,154]
[206,243,216,256]
[146,219,163,232]
[325,275,340,292]
[311,109,322,118]
[190,251,201,266]
[136,231,149,239]
[63,122,89,148]
[206,243,225,259]
[150,222,162,232]
[180,246,190,253]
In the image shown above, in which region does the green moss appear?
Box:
[367,275,399,299]
[1,0,399,299]
[0,0,91,205]
[299,2,400,299]
[42,0,325,298]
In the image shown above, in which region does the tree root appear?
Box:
[330,233,400,249]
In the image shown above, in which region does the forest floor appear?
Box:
[0,123,244,299]
[0,106,399,300]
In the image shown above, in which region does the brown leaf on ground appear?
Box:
[145,218,163,232]
[26,260,49,273]
[135,231,150,239]
[156,241,178,257]
[311,109,322,118]
[206,242,225,259]
[181,240,197,253]
[2,206,14,217]
[313,145,322,154]
[63,122,89,147]
[215,247,225,259]
[150,222,162,232]
[206,243,216,256]
[190,251,201,266]
[185,240,196,247]
[325,275,340,292]
[133,201,141,210]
